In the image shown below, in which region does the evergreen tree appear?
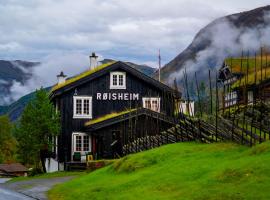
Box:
[0,115,17,163]
[15,88,60,172]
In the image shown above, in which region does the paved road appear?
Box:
[0,176,75,200]
[0,187,34,200]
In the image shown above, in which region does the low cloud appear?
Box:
[0,0,269,63]
[169,10,270,84]
[1,1,270,104]
[7,52,90,101]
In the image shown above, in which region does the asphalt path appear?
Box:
[0,187,34,200]
[0,176,75,200]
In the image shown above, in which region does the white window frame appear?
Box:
[110,72,126,89]
[73,96,92,119]
[142,97,160,113]
[71,132,91,161]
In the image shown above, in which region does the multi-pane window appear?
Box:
[142,97,160,112]
[113,75,118,85]
[73,133,91,157]
[145,99,151,109]
[76,135,82,151]
[83,99,89,115]
[110,72,126,89]
[224,91,237,108]
[118,74,124,86]
[76,99,82,115]
[152,100,158,111]
[73,96,92,118]
[83,135,90,151]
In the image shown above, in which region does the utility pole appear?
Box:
[158,49,161,82]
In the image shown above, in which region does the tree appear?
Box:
[15,88,60,172]
[0,115,17,163]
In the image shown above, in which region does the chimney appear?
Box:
[89,52,98,69]
[57,71,67,85]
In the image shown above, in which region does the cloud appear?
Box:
[0,79,9,85]
[0,0,269,63]
[169,10,270,87]
[7,52,90,100]
[1,0,270,104]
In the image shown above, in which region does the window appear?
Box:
[76,135,82,151]
[224,91,237,108]
[83,135,90,151]
[110,72,126,89]
[73,96,92,118]
[72,133,91,157]
[142,97,160,112]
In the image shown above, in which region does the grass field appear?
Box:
[8,171,85,183]
[48,142,270,200]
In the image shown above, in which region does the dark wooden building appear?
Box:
[49,57,180,170]
[0,163,28,177]
[219,62,270,108]
[218,63,243,108]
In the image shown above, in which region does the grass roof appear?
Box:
[224,56,270,88]
[51,62,116,92]
[85,109,136,126]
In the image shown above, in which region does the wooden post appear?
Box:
[195,72,203,118]
[184,68,190,117]
[195,72,202,140]
[209,69,213,115]
[215,71,219,142]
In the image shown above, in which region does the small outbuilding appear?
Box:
[0,163,28,177]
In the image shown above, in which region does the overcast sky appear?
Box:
[0,0,269,67]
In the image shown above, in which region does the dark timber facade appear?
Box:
[50,61,179,165]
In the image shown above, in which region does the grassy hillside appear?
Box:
[49,142,270,200]
[225,55,270,87]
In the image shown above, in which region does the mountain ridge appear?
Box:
[159,5,270,82]
[0,60,156,121]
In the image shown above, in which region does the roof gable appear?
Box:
[50,61,178,98]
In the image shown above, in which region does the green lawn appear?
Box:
[49,142,270,200]
[8,171,85,183]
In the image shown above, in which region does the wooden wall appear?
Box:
[53,64,176,162]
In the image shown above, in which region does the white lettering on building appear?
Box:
[96,93,140,101]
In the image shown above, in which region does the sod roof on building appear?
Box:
[224,55,270,87]
[51,61,116,92]
[85,109,136,126]
[50,61,179,99]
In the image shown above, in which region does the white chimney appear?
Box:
[89,52,98,69]
[57,71,67,85]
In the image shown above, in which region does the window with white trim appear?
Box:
[142,97,160,112]
[72,133,91,156]
[110,72,126,89]
[73,96,92,118]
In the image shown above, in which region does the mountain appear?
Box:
[100,59,156,76]
[0,60,155,121]
[0,60,39,105]
[159,5,270,82]
[0,90,36,121]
